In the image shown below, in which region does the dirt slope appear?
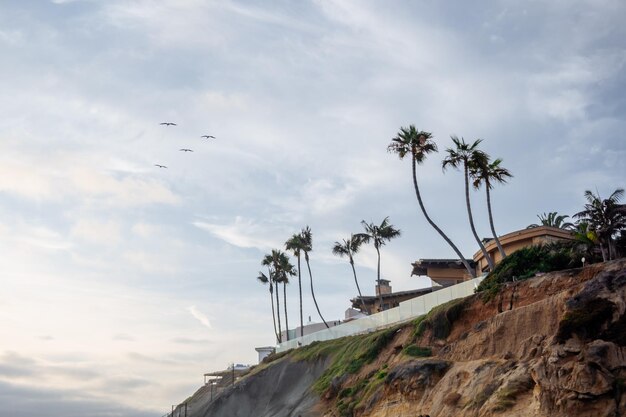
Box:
[174,259,626,417]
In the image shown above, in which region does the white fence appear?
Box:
[276,277,484,352]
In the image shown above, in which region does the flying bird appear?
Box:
[154,164,167,168]
[179,148,193,152]
[201,135,216,139]
[160,122,177,126]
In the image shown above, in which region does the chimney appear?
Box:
[375,279,392,295]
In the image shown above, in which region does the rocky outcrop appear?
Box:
[175,259,626,417]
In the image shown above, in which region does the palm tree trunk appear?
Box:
[283,282,289,341]
[376,245,383,311]
[297,254,303,337]
[411,157,476,277]
[269,286,278,343]
[305,252,329,328]
[350,257,366,314]
[486,184,506,259]
[274,281,282,343]
[464,163,495,271]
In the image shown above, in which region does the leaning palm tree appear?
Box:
[285,234,305,336]
[257,271,279,343]
[442,136,495,271]
[357,217,401,310]
[300,226,329,328]
[469,156,513,260]
[574,188,626,261]
[261,252,282,342]
[527,212,575,230]
[332,234,366,313]
[387,126,475,278]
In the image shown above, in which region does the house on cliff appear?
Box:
[350,279,433,315]
[412,225,576,285]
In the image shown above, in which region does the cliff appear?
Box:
[176,259,626,417]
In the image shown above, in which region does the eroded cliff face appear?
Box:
[346,259,626,417]
[182,260,626,417]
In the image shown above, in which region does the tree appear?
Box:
[285,234,305,337]
[261,253,282,342]
[257,271,279,343]
[442,136,495,271]
[574,188,626,261]
[470,156,513,260]
[263,249,295,342]
[357,217,401,311]
[332,234,366,313]
[527,212,575,230]
[300,226,329,328]
[387,126,476,278]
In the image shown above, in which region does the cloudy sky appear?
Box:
[0,0,624,415]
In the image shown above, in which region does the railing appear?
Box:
[276,277,484,352]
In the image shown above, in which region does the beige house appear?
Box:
[351,279,434,314]
[472,226,575,275]
[413,226,576,283]
[411,259,475,287]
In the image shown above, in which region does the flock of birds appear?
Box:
[154,122,216,169]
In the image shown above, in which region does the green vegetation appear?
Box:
[291,325,399,393]
[476,244,572,301]
[557,298,615,342]
[403,345,432,357]
[413,298,468,340]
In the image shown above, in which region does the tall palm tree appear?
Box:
[574,188,626,261]
[275,250,296,341]
[469,156,513,260]
[261,252,282,343]
[263,250,295,341]
[357,217,401,311]
[257,271,279,343]
[387,126,475,278]
[527,212,575,230]
[300,226,329,328]
[442,136,495,271]
[332,234,366,313]
[285,234,305,336]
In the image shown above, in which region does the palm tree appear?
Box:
[285,234,305,336]
[357,217,401,311]
[263,250,295,341]
[300,226,329,328]
[387,126,475,278]
[275,250,296,341]
[470,156,513,260]
[527,212,575,230]
[332,234,366,313]
[442,136,495,271]
[257,271,279,343]
[574,188,626,261]
[262,252,282,343]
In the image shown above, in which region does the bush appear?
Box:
[403,345,432,357]
[476,244,573,301]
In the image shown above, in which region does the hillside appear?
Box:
[174,259,626,417]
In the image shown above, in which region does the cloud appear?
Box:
[193,217,288,251]
[0,380,156,417]
[70,218,122,245]
[187,306,212,329]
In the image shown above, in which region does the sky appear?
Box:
[0,0,624,415]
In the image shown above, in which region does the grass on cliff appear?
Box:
[412,297,469,340]
[476,244,573,301]
[291,325,401,394]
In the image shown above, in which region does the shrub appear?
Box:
[476,244,573,301]
[403,345,432,357]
